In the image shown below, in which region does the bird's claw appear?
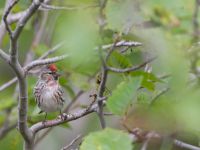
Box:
[58,113,67,120]
[42,120,47,125]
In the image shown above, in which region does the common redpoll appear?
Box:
[34,64,64,120]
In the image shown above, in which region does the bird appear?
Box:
[33,64,65,121]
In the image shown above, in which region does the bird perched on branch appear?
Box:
[34,64,65,120]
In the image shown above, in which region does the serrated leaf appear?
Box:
[131,71,162,83]
[107,76,142,115]
[80,128,133,150]
[110,51,132,68]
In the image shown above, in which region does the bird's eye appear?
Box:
[41,73,50,79]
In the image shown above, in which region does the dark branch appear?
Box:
[107,57,156,73]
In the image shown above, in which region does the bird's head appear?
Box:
[40,64,61,81]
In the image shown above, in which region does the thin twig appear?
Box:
[107,56,156,73]
[35,128,52,145]
[96,0,108,129]
[174,139,200,150]
[150,88,169,105]
[0,43,65,92]
[193,0,200,39]
[38,42,65,59]
[61,134,82,150]
[41,3,99,10]
[3,0,18,39]
[100,40,142,50]
[63,90,84,113]
[24,54,68,72]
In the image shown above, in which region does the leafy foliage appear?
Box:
[107,76,142,115]
[80,128,133,150]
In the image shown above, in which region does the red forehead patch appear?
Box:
[48,64,57,72]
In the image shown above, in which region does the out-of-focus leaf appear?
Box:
[62,84,75,99]
[59,123,71,129]
[80,128,133,150]
[109,51,132,69]
[137,90,151,104]
[54,11,100,75]
[0,130,23,150]
[70,73,91,91]
[142,79,155,91]
[106,0,143,32]
[0,99,16,110]
[34,44,49,57]
[131,71,163,83]
[107,76,142,115]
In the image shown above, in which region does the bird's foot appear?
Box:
[42,120,47,125]
[58,112,67,120]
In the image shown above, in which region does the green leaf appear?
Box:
[0,99,16,110]
[107,76,142,115]
[131,71,162,83]
[109,51,132,69]
[142,79,155,91]
[80,128,133,150]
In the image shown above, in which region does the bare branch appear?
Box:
[35,128,52,145]
[41,3,99,10]
[30,101,104,133]
[0,43,65,92]
[63,90,84,113]
[7,11,26,24]
[24,54,68,72]
[174,139,200,150]
[126,127,200,150]
[3,0,18,39]
[193,0,200,39]
[96,0,108,129]
[107,56,156,73]
[0,77,17,92]
[38,42,65,60]
[150,88,169,105]
[0,123,17,140]
[13,0,44,40]
[0,48,10,62]
[100,40,142,50]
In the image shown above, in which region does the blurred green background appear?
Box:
[1,0,200,149]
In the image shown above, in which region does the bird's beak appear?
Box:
[53,72,62,80]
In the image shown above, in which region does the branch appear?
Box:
[0,43,65,92]
[3,0,18,39]
[24,54,68,72]
[174,139,200,150]
[35,128,52,145]
[193,0,200,39]
[0,109,17,139]
[0,123,17,140]
[41,3,99,10]
[34,91,85,146]
[63,90,84,113]
[0,48,10,62]
[30,102,100,133]
[107,56,156,73]
[100,40,142,50]
[150,88,169,105]
[61,134,82,150]
[96,0,108,129]
[38,42,64,59]
[13,0,44,41]
[7,11,26,24]
[126,127,200,150]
